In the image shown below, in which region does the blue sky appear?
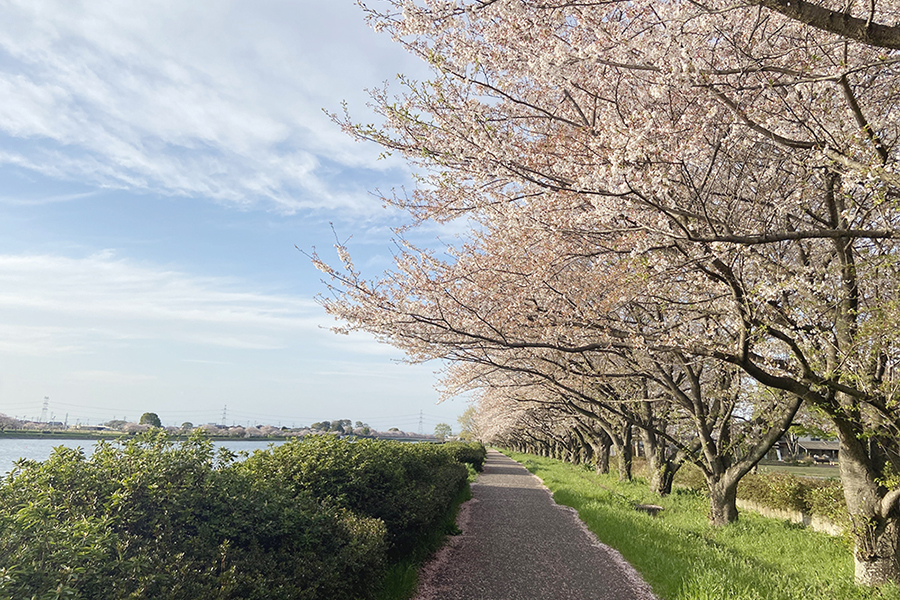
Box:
[0,0,467,432]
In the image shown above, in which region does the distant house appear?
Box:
[798,439,839,463]
[768,436,839,463]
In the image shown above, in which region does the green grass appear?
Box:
[504,451,900,600]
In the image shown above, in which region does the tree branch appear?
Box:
[838,75,890,165]
[750,0,900,49]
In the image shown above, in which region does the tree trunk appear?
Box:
[578,443,589,465]
[708,477,739,526]
[838,432,900,585]
[590,439,610,474]
[572,428,592,467]
[640,425,678,496]
[649,457,677,496]
[585,430,611,475]
[852,517,900,586]
[615,448,632,482]
[614,424,633,482]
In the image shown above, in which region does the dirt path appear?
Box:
[413,449,659,600]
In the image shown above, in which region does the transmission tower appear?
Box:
[221,405,227,427]
[40,397,49,422]
[418,410,424,436]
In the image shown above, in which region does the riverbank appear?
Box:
[0,430,125,440]
[0,436,294,476]
[0,430,290,442]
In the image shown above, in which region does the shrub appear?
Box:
[739,472,808,512]
[0,433,471,599]
[0,432,386,600]
[442,441,487,472]
[672,461,707,492]
[240,436,468,558]
[737,471,848,528]
[806,481,850,529]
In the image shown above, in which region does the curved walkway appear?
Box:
[413,449,658,600]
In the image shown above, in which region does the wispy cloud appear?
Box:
[0,252,330,355]
[0,190,99,206]
[0,0,425,213]
[181,358,234,366]
[0,323,87,356]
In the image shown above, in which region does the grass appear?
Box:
[503,451,900,600]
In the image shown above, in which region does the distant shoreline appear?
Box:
[0,430,441,443]
[0,430,287,442]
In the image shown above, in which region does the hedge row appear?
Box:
[671,462,848,529]
[737,472,849,528]
[0,432,470,600]
[240,435,469,558]
[441,441,488,472]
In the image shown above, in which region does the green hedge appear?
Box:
[0,432,469,599]
[240,436,469,558]
[737,472,849,528]
[442,441,487,472]
[671,463,848,529]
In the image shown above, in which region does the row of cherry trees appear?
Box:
[315,0,900,586]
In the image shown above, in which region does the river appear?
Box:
[0,437,287,476]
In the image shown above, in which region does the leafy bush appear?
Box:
[240,436,468,558]
[739,472,808,512]
[0,433,471,599]
[737,472,848,527]
[672,461,707,492]
[671,462,848,528]
[806,481,850,529]
[442,441,487,472]
[0,432,386,600]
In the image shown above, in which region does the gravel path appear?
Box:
[413,449,658,600]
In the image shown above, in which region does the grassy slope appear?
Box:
[505,451,900,600]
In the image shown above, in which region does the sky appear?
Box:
[0,0,469,433]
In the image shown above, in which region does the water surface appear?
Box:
[0,437,287,476]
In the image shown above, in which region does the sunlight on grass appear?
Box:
[506,452,900,600]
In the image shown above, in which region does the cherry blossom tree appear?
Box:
[322,0,900,584]
[314,205,801,520]
[0,414,21,430]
